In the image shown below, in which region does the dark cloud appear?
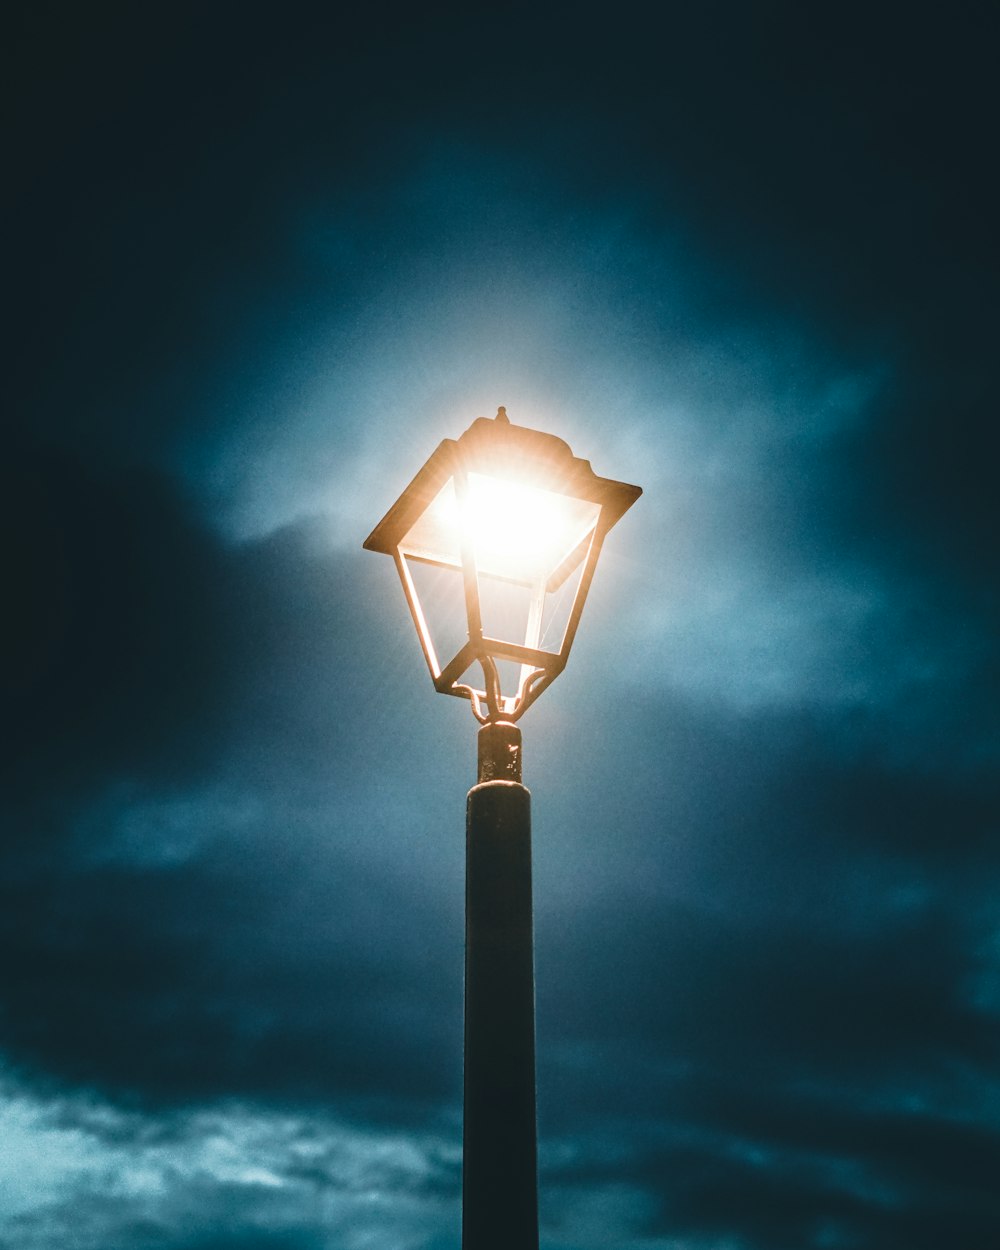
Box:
[0,836,460,1106]
[537,1086,1000,1250]
[3,442,229,807]
[0,455,463,1108]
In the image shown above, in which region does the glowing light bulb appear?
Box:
[421,474,597,585]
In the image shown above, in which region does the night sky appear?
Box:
[5,4,999,1248]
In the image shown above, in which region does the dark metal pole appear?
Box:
[462,720,539,1250]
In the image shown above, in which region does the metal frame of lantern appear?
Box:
[364,408,641,723]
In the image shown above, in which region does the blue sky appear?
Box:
[5,3,999,1247]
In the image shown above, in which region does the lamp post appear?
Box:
[364,407,640,1249]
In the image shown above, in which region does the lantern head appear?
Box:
[364,408,641,723]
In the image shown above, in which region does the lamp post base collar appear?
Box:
[477,721,522,784]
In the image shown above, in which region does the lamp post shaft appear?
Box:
[462,723,538,1250]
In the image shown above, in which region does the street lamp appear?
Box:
[364,406,641,1249]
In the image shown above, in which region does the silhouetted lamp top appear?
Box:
[364,408,641,723]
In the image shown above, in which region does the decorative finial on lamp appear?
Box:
[495,406,509,423]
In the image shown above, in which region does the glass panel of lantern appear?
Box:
[396,470,601,708]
